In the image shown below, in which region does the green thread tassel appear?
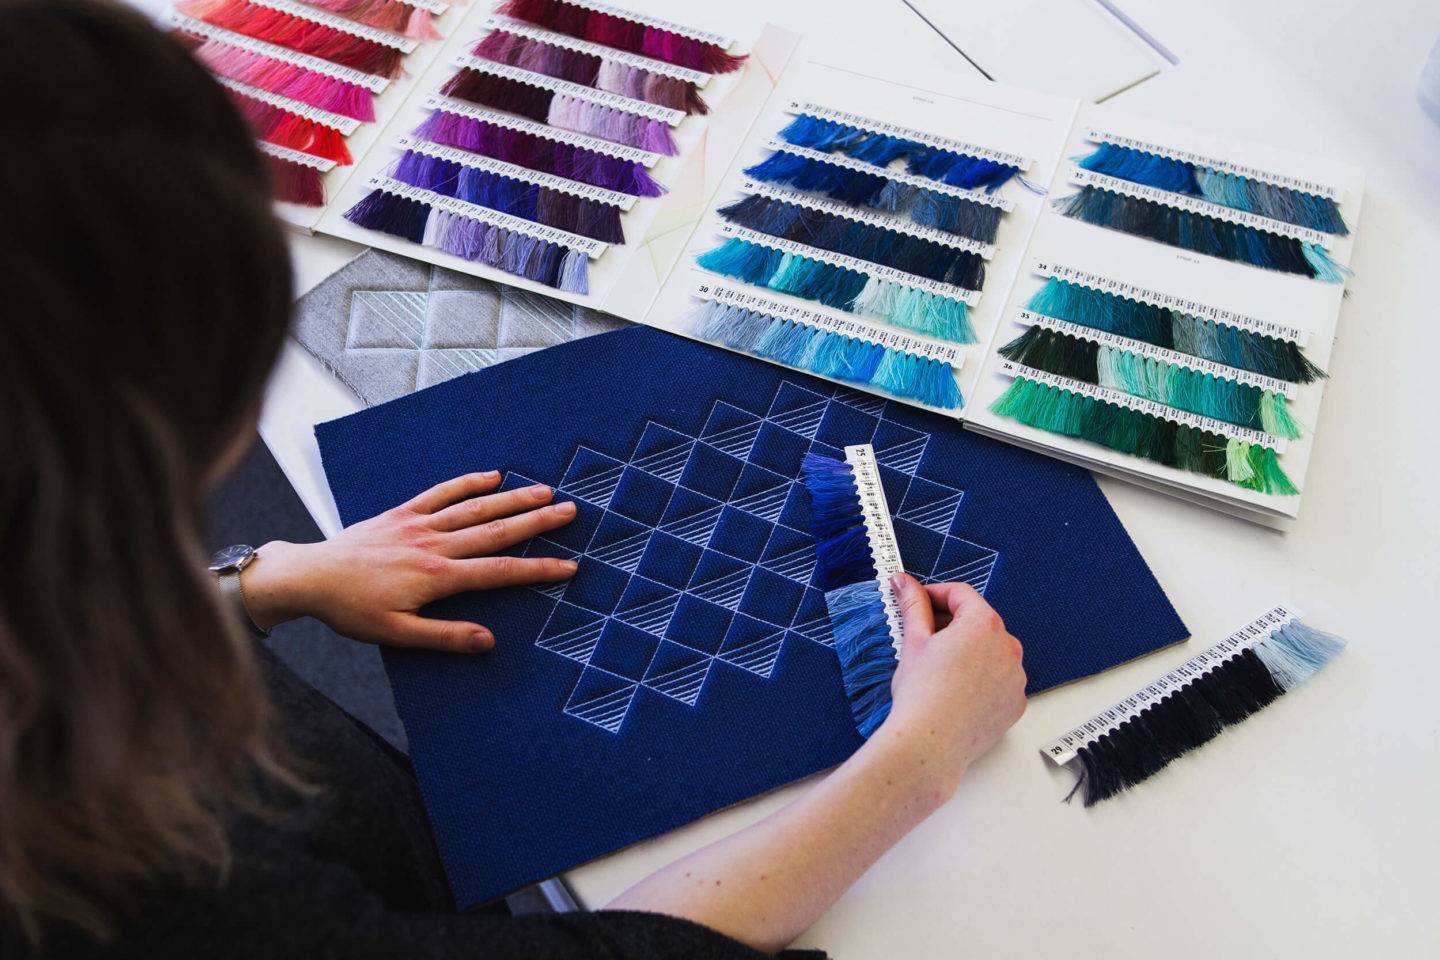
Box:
[989,377,1299,495]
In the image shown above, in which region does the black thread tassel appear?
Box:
[1049,613,1346,806]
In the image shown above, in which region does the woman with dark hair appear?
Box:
[0,1,1026,956]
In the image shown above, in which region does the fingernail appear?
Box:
[560,559,579,573]
[482,470,500,478]
[553,501,577,517]
[528,483,551,499]
[890,572,906,593]
[471,629,493,651]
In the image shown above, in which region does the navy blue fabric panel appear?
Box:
[316,326,1186,908]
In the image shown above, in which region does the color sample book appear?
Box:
[316,326,1188,907]
[172,0,1363,523]
[640,65,1362,526]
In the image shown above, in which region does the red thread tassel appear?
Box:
[178,0,406,78]
[267,154,326,205]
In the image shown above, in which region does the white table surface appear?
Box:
[260,1,1440,954]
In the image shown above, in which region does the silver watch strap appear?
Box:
[217,568,270,639]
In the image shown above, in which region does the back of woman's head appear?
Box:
[0,0,296,942]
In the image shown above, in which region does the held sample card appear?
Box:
[316,328,1188,907]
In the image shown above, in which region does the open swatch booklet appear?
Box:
[172,0,1363,527]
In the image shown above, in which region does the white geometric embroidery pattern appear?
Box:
[504,381,1000,734]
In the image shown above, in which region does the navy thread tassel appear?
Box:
[743,150,1004,245]
[1065,615,1346,805]
[717,193,986,291]
[1056,186,1349,282]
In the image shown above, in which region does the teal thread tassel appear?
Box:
[1028,277,1326,384]
[1302,243,1352,283]
[989,376,1298,495]
[1001,325,1301,439]
[696,237,975,344]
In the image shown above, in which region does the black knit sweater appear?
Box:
[5,645,825,959]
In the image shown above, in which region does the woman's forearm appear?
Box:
[606,724,955,954]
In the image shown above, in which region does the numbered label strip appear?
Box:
[1014,311,1298,399]
[764,139,1014,212]
[404,0,450,14]
[258,140,338,171]
[742,179,995,259]
[785,100,1032,172]
[1031,261,1309,346]
[483,16,711,86]
[1042,605,1303,765]
[395,135,635,209]
[217,77,361,135]
[424,94,661,167]
[454,56,685,125]
[366,176,608,257]
[1085,128,1344,204]
[249,0,418,52]
[692,276,967,367]
[997,360,1287,451]
[170,14,392,92]
[843,444,908,657]
[1070,168,1332,248]
[564,0,735,48]
[716,223,982,306]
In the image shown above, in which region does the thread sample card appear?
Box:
[316,327,1187,906]
[171,0,1365,522]
[316,0,796,308]
[645,58,1079,416]
[964,104,1364,525]
[171,0,461,230]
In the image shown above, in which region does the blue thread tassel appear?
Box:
[828,580,896,737]
[801,452,902,738]
[689,301,964,409]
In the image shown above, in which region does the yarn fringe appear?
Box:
[343,188,590,293]
[989,376,1299,495]
[696,238,975,343]
[1028,278,1326,384]
[692,300,962,409]
[997,326,1302,438]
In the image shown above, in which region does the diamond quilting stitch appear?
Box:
[508,381,1000,734]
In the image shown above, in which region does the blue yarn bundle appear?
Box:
[696,238,975,343]
[694,300,963,409]
[801,452,899,738]
[779,113,1022,193]
[1077,142,1348,236]
[717,193,986,291]
[743,150,1004,245]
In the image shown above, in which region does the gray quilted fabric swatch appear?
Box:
[294,250,628,406]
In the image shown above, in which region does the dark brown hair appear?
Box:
[0,0,297,941]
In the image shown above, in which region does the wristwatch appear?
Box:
[209,544,270,639]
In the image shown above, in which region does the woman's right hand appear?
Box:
[876,573,1028,799]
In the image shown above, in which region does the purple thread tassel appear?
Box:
[344,189,590,292]
[413,109,666,197]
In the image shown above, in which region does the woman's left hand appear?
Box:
[239,471,578,653]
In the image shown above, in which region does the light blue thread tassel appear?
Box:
[824,576,895,737]
[1252,618,1347,689]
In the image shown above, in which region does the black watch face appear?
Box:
[209,544,254,573]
